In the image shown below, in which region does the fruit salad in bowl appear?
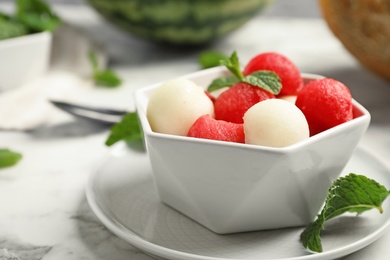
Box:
[134,52,371,234]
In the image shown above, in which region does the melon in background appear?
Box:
[87,0,273,45]
[319,0,390,81]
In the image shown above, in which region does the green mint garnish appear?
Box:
[0,0,60,40]
[93,70,122,88]
[243,71,282,95]
[0,149,22,169]
[300,173,390,253]
[198,51,228,69]
[0,12,8,20]
[0,18,28,40]
[105,112,142,147]
[89,51,122,88]
[220,51,244,80]
[89,50,99,71]
[207,51,282,95]
[207,76,240,92]
[16,0,61,32]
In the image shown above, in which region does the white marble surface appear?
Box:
[1,3,390,260]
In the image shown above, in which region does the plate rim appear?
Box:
[85,146,390,260]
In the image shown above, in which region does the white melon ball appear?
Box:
[147,78,214,136]
[243,99,309,147]
[279,95,297,104]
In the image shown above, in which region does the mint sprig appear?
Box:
[93,69,122,88]
[244,71,282,95]
[0,149,22,169]
[207,76,240,92]
[0,18,28,40]
[220,51,244,80]
[89,51,122,88]
[105,112,143,147]
[300,173,390,253]
[207,51,282,95]
[0,0,60,40]
[16,0,61,32]
[198,51,228,69]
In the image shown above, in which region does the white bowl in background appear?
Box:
[0,31,52,91]
[134,67,371,234]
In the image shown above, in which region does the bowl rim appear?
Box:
[134,67,371,153]
[0,31,52,48]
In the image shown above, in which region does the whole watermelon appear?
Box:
[87,0,273,45]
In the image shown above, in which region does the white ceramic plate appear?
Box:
[86,145,390,260]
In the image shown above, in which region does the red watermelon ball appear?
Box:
[295,78,353,136]
[187,114,245,143]
[214,82,274,124]
[243,52,303,96]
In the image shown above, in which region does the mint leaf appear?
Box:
[0,18,28,40]
[300,215,325,252]
[220,51,244,80]
[88,50,99,71]
[207,76,240,92]
[16,0,61,32]
[243,71,282,95]
[0,12,8,20]
[93,70,122,88]
[198,51,228,69]
[300,173,390,253]
[0,0,59,39]
[105,112,143,147]
[206,51,282,95]
[0,149,22,169]
[88,50,122,88]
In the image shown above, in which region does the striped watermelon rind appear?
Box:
[87,0,273,44]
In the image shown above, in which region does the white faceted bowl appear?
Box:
[0,31,52,91]
[134,67,371,234]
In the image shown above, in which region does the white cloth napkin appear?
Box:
[0,71,94,130]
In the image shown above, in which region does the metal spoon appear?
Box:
[50,100,127,125]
